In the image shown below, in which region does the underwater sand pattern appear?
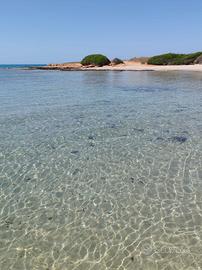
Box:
[0,70,202,269]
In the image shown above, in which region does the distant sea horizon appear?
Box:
[0,64,46,69]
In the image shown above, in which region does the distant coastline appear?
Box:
[31,52,202,72]
[32,61,202,72]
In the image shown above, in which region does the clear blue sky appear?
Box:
[1,0,202,64]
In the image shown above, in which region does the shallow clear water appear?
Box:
[0,69,202,270]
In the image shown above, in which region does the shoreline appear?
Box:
[31,61,202,72]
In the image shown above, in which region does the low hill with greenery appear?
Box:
[111,58,124,65]
[147,52,202,65]
[81,54,111,67]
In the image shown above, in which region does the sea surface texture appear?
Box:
[0,69,202,270]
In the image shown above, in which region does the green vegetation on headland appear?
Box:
[81,54,111,67]
[111,58,124,65]
[147,52,202,65]
[34,52,202,71]
[81,54,124,67]
[80,52,202,67]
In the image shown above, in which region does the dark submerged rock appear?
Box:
[89,142,95,147]
[25,177,32,182]
[156,137,164,142]
[170,136,187,143]
[71,150,79,154]
[88,135,95,140]
[138,179,145,185]
[133,128,144,133]
[108,123,117,129]
[130,177,135,183]
[174,109,184,113]
[72,168,80,175]
[130,177,145,185]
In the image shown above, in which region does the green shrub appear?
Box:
[111,58,124,65]
[81,54,111,67]
[147,52,202,65]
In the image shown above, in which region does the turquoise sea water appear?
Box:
[0,64,46,69]
[0,69,202,270]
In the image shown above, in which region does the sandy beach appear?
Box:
[35,61,202,72]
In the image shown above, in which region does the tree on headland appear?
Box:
[81,54,111,67]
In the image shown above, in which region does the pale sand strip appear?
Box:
[87,61,202,72]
